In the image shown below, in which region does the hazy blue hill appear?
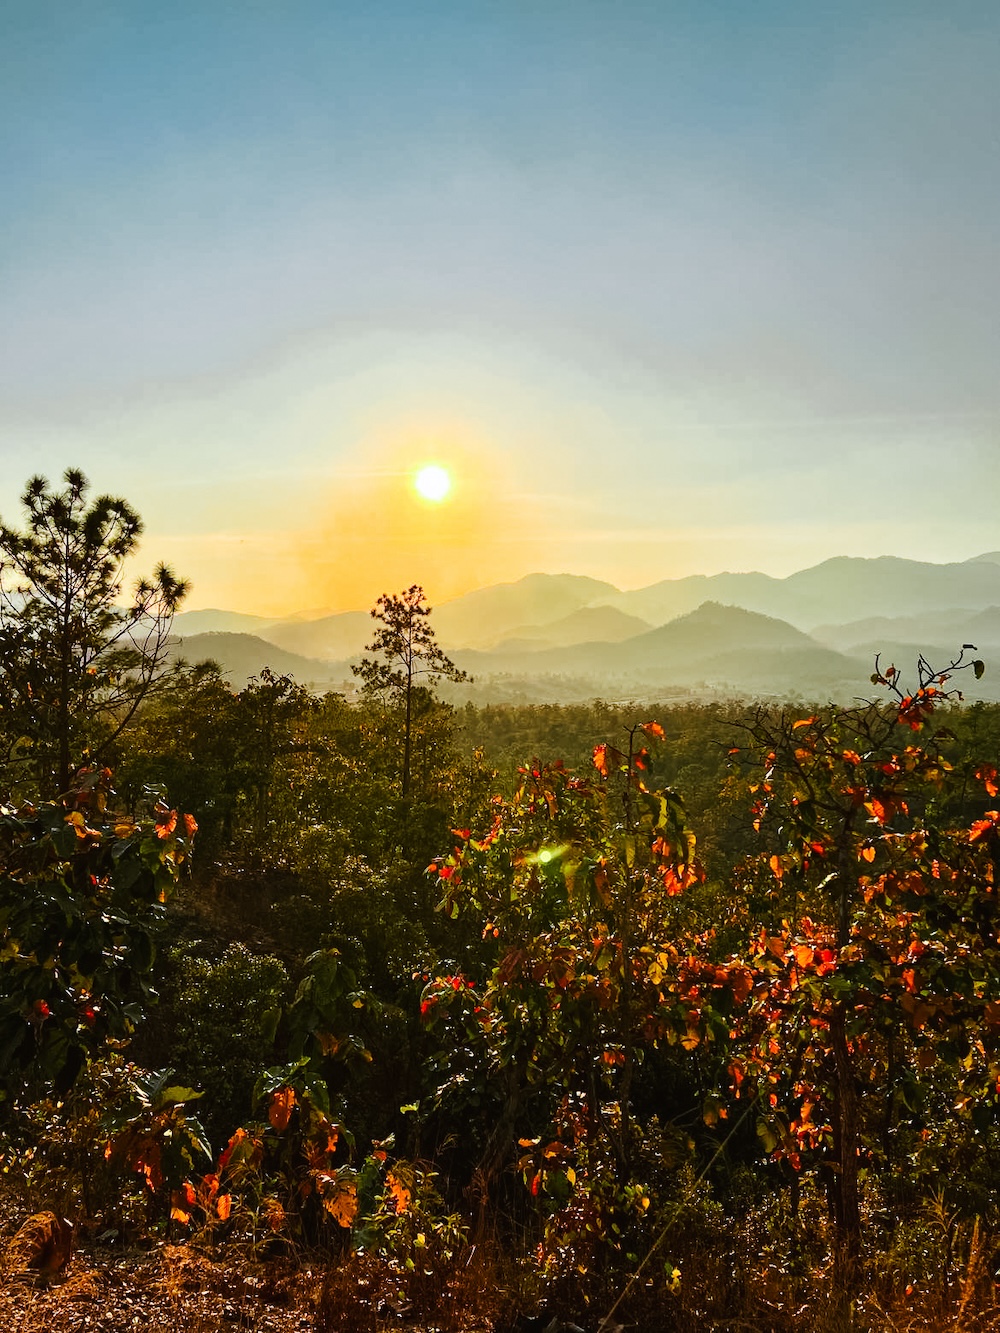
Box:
[492,605,652,652]
[171,608,278,636]
[618,603,859,694]
[623,601,816,666]
[776,556,1000,626]
[432,573,621,647]
[259,610,372,660]
[247,574,623,657]
[451,602,860,698]
[812,607,1000,654]
[610,571,782,625]
[169,632,342,689]
[963,606,1000,640]
[611,556,1000,630]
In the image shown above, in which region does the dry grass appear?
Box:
[0,1242,315,1333]
[2,1224,1000,1332]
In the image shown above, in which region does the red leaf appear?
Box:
[970,812,1000,842]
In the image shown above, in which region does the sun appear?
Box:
[413,464,452,503]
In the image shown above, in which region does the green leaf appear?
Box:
[756,1120,778,1154]
[260,1005,281,1044]
[160,1084,204,1107]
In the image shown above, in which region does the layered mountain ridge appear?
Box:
[170,553,1000,703]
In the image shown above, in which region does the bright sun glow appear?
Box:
[414,464,452,502]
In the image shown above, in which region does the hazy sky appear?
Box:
[2,1,998,615]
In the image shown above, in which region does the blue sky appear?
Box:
[2,1,998,613]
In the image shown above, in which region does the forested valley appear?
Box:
[3,473,1000,1333]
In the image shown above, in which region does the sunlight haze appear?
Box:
[2,2,998,616]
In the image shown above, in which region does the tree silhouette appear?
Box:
[0,468,187,794]
[353,584,468,799]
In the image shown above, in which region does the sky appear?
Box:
[2,0,998,616]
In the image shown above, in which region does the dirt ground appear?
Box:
[0,1241,514,1332]
[0,1244,321,1332]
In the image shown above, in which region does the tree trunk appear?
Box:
[830,1001,861,1299]
[401,672,413,799]
[58,608,72,793]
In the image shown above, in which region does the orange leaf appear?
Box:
[268,1087,296,1132]
[322,1178,358,1228]
[728,968,753,1005]
[386,1172,411,1215]
[865,797,896,826]
[970,812,1000,843]
[139,1143,164,1193]
[661,866,691,896]
[155,808,178,840]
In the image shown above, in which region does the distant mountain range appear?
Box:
[169,632,336,689]
[169,553,1000,703]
